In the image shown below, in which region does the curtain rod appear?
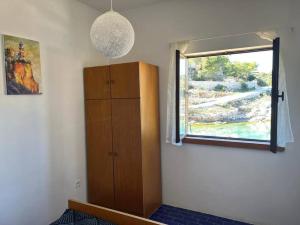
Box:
[173,26,294,44]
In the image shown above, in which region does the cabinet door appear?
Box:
[112,99,143,216]
[84,66,111,99]
[86,100,114,208]
[110,62,140,99]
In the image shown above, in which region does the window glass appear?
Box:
[187,50,273,141]
[179,55,187,137]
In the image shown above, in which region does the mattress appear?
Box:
[50,209,116,225]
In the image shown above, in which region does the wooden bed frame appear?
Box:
[68,200,166,225]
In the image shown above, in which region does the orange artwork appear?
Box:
[4,35,42,95]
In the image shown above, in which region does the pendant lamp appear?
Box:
[90,0,135,59]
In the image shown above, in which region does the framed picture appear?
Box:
[3,35,42,95]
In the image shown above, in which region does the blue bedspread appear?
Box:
[50,209,116,225]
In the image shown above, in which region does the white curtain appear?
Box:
[166,41,189,145]
[257,32,294,147]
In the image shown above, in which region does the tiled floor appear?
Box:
[150,205,252,225]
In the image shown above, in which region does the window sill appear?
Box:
[182,136,285,151]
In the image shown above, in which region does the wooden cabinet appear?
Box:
[85,100,114,209]
[84,62,161,217]
[112,99,143,215]
[110,62,140,98]
[84,66,111,99]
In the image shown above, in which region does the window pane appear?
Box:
[179,56,187,137]
[187,50,273,141]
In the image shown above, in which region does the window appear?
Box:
[176,38,282,152]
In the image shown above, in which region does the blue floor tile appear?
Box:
[150,205,252,225]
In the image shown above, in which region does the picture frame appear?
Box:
[3,35,42,95]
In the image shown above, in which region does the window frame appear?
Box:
[176,39,283,152]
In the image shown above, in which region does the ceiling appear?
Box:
[78,0,168,11]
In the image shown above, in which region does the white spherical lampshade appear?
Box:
[90,10,135,59]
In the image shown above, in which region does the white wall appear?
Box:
[1,1,299,225]
[0,0,104,224]
[108,1,300,224]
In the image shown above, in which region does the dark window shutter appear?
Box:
[175,50,180,143]
[270,37,280,153]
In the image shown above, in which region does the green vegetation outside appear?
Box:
[188,55,271,86]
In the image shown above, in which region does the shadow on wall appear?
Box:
[0,0,104,224]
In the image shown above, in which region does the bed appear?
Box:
[50,200,166,225]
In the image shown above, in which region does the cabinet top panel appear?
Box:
[84,62,159,100]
